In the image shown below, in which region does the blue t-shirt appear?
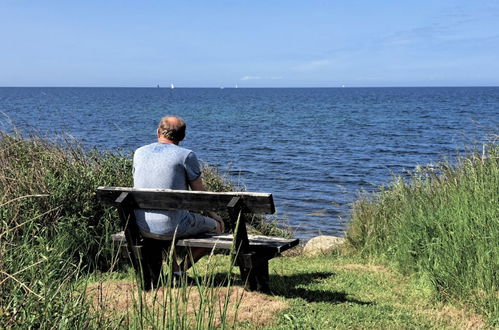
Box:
[132,142,202,236]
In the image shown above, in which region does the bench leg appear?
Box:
[132,238,164,290]
[239,258,270,294]
[254,260,270,293]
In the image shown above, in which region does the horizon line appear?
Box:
[1,85,498,89]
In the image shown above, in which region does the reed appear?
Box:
[346,142,499,324]
[0,130,126,327]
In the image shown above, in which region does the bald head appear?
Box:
[157,116,186,143]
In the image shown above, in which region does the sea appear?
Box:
[1,87,498,240]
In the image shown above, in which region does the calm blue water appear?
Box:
[1,87,498,239]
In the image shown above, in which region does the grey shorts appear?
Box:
[140,212,218,240]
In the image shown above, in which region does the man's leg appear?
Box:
[178,247,212,271]
[141,238,165,289]
[176,212,221,271]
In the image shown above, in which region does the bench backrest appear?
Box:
[96,186,275,214]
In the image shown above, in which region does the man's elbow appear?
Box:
[189,177,205,191]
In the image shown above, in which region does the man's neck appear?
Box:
[157,137,179,145]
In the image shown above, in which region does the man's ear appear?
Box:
[156,129,161,138]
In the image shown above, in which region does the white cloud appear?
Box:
[241,75,261,81]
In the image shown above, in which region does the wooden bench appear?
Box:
[96,186,299,293]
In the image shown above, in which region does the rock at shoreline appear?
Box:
[303,235,345,256]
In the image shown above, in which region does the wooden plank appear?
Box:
[96,186,275,214]
[111,231,299,254]
[177,234,299,254]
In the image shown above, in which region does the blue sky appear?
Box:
[1,0,498,87]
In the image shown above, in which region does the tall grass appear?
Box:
[87,247,242,328]
[347,142,499,324]
[0,130,130,327]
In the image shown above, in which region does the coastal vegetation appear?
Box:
[347,141,499,325]
[1,130,497,328]
[0,131,128,327]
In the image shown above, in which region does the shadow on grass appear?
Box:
[273,286,374,305]
[269,272,374,305]
[206,271,374,306]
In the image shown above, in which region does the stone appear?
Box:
[302,235,346,256]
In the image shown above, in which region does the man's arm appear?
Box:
[189,177,225,232]
[188,177,205,192]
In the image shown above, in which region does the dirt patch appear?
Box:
[337,263,389,273]
[427,305,486,329]
[281,244,304,257]
[86,281,287,328]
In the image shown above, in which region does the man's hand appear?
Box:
[189,177,225,233]
[208,211,225,233]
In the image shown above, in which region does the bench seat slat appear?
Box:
[177,234,299,254]
[111,232,299,254]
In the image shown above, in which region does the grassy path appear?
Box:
[261,253,485,329]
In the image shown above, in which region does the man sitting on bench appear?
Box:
[132,116,224,280]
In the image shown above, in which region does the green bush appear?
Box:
[347,143,499,324]
[0,131,131,270]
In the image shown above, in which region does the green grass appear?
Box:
[269,251,490,329]
[84,252,485,329]
[347,142,499,325]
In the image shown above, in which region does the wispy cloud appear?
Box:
[381,25,447,47]
[380,4,499,50]
[240,75,261,81]
[381,23,499,54]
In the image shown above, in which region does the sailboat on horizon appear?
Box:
[171,83,175,89]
